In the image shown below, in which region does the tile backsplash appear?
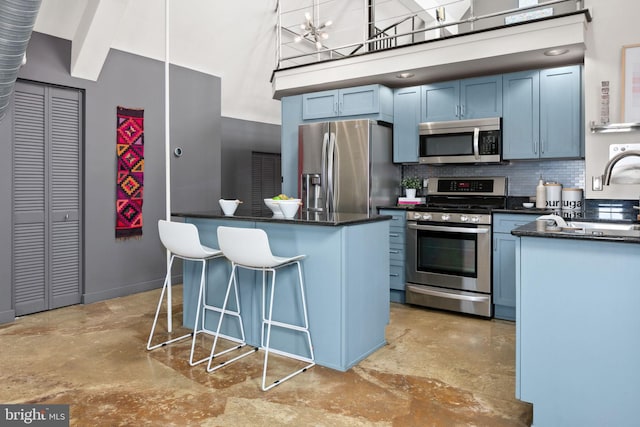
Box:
[403,159,585,198]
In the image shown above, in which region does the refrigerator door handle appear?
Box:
[321,131,329,200]
[327,131,336,212]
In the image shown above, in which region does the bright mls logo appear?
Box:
[1,404,69,426]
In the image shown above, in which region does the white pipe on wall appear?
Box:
[164,0,173,332]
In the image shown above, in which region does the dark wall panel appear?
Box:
[220,117,280,204]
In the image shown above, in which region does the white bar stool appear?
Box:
[211,226,315,391]
[148,220,249,368]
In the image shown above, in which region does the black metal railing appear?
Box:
[349,14,418,56]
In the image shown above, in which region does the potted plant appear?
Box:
[401,176,421,198]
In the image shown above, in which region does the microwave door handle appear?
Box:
[408,223,489,234]
[473,127,480,159]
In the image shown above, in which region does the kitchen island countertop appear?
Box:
[173,209,391,226]
[511,218,640,244]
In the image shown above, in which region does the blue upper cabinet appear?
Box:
[421,75,502,122]
[421,81,459,122]
[502,70,540,159]
[539,66,583,159]
[461,75,503,119]
[503,65,583,160]
[301,90,338,119]
[393,86,420,163]
[302,84,393,122]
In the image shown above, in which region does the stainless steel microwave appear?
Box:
[418,117,502,164]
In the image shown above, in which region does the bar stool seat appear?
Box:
[211,226,315,391]
[148,220,248,368]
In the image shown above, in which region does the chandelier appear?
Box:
[294,10,332,49]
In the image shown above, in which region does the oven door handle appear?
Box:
[408,285,489,302]
[408,223,489,234]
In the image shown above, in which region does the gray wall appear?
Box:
[221,117,281,203]
[0,32,222,322]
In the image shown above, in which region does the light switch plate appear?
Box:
[592,175,603,191]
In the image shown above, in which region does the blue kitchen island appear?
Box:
[512,221,640,426]
[172,209,391,372]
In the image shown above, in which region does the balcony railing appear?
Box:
[275,0,584,71]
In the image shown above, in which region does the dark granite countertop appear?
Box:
[172,208,392,227]
[493,207,552,215]
[511,220,640,244]
[381,198,640,222]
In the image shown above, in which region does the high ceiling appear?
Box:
[33,0,282,124]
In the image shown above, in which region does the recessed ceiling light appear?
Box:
[396,72,415,79]
[544,48,569,56]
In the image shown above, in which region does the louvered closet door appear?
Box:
[12,82,82,316]
[49,87,82,309]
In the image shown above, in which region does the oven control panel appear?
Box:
[427,176,507,197]
[407,211,491,225]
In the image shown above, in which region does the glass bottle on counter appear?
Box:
[536,178,546,209]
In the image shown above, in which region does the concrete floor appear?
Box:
[0,287,532,426]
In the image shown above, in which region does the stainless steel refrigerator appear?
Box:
[298,119,400,214]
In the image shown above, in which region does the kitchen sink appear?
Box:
[566,221,640,231]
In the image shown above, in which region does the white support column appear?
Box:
[164,0,173,331]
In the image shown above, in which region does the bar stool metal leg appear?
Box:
[189,258,211,365]
[147,254,193,350]
[261,260,315,391]
[206,263,259,372]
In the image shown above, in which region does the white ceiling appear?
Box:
[33,0,282,124]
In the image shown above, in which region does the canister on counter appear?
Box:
[562,188,583,211]
[545,182,562,210]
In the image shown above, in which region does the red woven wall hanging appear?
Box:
[116,106,144,239]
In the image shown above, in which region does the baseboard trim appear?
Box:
[0,308,16,325]
[82,274,182,304]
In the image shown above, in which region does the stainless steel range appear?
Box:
[405,177,507,318]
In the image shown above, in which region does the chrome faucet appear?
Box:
[603,150,640,185]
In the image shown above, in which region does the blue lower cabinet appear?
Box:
[492,213,539,320]
[517,236,640,425]
[380,209,406,303]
